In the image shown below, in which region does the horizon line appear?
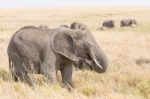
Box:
[0,5,149,9]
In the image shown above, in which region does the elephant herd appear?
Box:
[101,19,138,29]
[7,22,108,89]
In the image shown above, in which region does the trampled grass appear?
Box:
[0,7,150,99]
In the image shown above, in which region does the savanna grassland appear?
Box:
[0,7,150,99]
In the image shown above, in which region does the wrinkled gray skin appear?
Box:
[70,22,88,30]
[39,24,49,29]
[7,26,108,89]
[120,19,138,27]
[59,25,69,29]
[102,20,115,28]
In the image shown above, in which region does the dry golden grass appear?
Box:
[0,7,150,99]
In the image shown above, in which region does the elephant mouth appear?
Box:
[92,58,103,69]
[85,53,103,71]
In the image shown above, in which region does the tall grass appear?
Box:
[0,7,150,99]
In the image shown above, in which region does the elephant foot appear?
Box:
[61,81,74,91]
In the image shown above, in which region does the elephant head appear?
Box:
[51,29,108,73]
[132,19,138,26]
[59,25,69,29]
[70,22,88,31]
[39,24,49,29]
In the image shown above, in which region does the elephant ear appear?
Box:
[51,32,78,62]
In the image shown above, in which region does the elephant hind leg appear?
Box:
[18,64,34,86]
[9,60,18,81]
[10,68,34,86]
[10,69,18,81]
[12,61,34,86]
[13,70,34,86]
[9,53,34,86]
[20,73,34,86]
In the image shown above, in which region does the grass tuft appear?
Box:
[0,69,9,81]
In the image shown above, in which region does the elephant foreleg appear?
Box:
[60,62,74,90]
[40,62,56,83]
[40,48,57,83]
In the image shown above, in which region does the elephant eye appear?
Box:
[84,43,90,48]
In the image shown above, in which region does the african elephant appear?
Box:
[7,26,108,89]
[59,25,69,29]
[120,19,138,27]
[102,20,115,28]
[39,24,49,29]
[70,22,88,30]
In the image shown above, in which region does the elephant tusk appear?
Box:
[93,58,103,69]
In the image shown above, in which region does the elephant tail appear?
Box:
[8,58,13,77]
[8,58,11,70]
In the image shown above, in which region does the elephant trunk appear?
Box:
[90,46,108,73]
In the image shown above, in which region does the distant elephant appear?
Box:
[70,22,88,30]
[59,25,69,29]
[120,19,138,27]
[7,26,108,89]
[39,24,49,29]
[102,20,115,28]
